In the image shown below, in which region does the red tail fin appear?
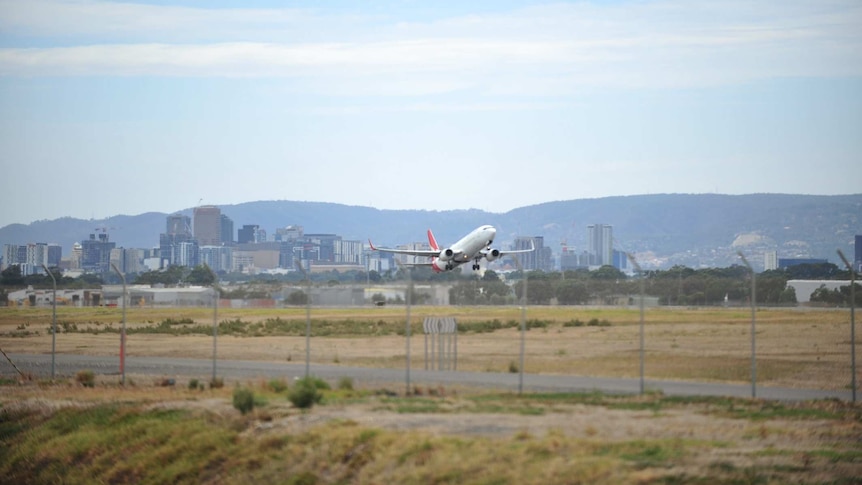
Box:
[427,229,440,251]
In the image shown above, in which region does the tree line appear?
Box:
[2,261,859,307]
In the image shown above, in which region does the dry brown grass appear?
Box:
[1,305,856,390]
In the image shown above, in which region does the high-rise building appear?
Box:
[334,239,364,265]
[193,206,222,246]
[764,251,778,271]
[220,214,234,245]
[173,241,200,267]
[514,236,545,270]
[159,213,193,268]
[275,225,304,242]
[200,246,232,273]
[238,225,261,244]
[166,214,191,237]
[1,242,61,274]
[587,224,613,266]
[81,233,115,273]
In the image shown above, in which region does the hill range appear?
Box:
[1,194,859,269]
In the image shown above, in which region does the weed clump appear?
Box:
[267,378,288,393]
[289,377,325,409]
[233,387,255,415]
[337,377,354,391]
[75,370,95,388]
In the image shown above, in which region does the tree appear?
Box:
[0,265,25,286]
[591,265,627,280]
[286,290,308,305]
[555,280,589,305]
[482,270,501,282]
[449,281,481,305]
[778,286,797,304]
[185,265,215,286]
[809,285,843,305]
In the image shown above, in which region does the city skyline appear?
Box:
[1,1,861,228]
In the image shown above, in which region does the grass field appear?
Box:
[0,305,857,390]
[2,305,860,483]
[1,377,860,484]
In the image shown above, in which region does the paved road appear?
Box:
[2,353,853,402]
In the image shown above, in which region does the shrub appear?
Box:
[289,377,324,409]
[337,377,354,391]
[267,378,288,393]
[210,377,224,389]
[508,361,519,373]
[188,378,201,390]
[75,370,95,388]
[233,387,255,415]
[587,318,611,327]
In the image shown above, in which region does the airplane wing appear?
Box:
[368,239,439,257]
[489,239,536,256]
[478,240,535,260]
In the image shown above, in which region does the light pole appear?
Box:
[203,264,219,384]
[294,259,311,378]
[737,252,757,398]
[41,264,57,380]
[395,260,413,395]
[626,254,645,395]
[512,256,527,395]
[110,263,127,385]
[837,250,856,403]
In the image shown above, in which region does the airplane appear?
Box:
[368,225,535,272]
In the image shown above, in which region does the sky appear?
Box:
[1,0,861,228]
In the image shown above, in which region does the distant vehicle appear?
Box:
[369,225,534,272]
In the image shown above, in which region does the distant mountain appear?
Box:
[1,194,859,269]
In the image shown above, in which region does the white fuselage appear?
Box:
[433,225,496,271]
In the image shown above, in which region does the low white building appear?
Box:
[786,280,851,303]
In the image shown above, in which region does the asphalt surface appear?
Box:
[3,352,854,402]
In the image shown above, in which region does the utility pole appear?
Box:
[110,263,127,385]
[626,254,646,394]
[41,264,57,380]
[737,252,757,398]
[837,250,856,403]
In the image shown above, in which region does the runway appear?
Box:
[4,353,852,402]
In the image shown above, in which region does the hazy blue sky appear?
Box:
[1,0,860,228]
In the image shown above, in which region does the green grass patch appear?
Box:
[0,405,240,484]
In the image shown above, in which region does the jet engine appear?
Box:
[484,249,501,262]
[438,248,455,261]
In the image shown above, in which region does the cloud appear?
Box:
[0,0,860,94]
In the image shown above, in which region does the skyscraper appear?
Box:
[220,214,234,245]
[514,236,544,270]
[81,233,115,273]
[236,224,260,244]
[587,224,613,266]
[193,206,222,246]
[166,214,191,237]
[160,213,194,267]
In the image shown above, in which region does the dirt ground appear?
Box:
[2,322,857,391]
